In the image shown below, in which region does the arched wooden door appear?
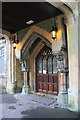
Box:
[36,45,58,95]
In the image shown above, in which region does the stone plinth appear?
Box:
[22,85,30,94]
[57,72,68,108]
[6,82,16,94]
[57,91,68,108]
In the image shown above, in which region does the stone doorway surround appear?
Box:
[19,25,63,93]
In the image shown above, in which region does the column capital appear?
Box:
[21,61,26,72]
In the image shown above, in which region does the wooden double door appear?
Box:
[36,46,58,95]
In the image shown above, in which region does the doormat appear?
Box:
[35,93,46,97]
[15,94,57,106]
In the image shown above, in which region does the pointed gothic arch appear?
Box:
[19,25,54,59]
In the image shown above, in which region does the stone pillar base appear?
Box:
[68,89,78,112]
[6,82,16,94]
[22,85,30,94]
[57,91,68,108]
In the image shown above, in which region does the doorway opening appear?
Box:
[36,45,58,95]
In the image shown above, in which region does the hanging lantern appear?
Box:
[12,32,19,49]
[52,26,57,39]
[13,36,16,49]
[51,17,57,40]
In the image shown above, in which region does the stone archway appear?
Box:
[20,28,53,93]
[21,31,52,59]
[19,26,53,60]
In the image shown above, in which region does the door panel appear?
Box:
[36,46,58,95]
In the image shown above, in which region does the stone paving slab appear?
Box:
[14,93,57,106]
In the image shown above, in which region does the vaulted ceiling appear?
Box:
[2,2,63,33]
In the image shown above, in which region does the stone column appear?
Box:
[64,4,79,111]
[60,71,68,107]
[57,55,68,108]
[22,62,30,94]
[24,72,27,86]
[60,72,66,92]
[12,45,16,83]
[6,42,16,93]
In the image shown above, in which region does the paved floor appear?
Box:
[14,93,57,106]
[0,93,79,119]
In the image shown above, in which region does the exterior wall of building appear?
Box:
[1,1,80,113]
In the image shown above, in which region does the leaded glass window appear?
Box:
[48,57,52,73]
[0,47,5,74]
[53,56,57,73]
[43,57,46,74]
[38,58,42,73]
